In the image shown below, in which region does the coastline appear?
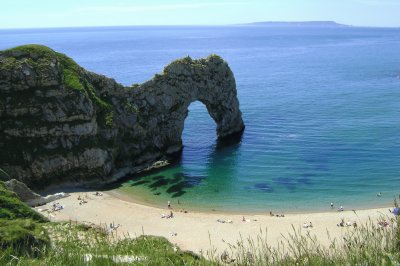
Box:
[109,187,395,216]
[35,189,395,254]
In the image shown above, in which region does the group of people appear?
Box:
[303,222,313,228]
[77,195,88,205]
[337,219,357,227]
[331,192,382,211]
[52,202,64,212]
[217,218,233,224]
[330,202,344,212]
[269,211,285,217]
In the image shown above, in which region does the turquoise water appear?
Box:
[1,26,400,212]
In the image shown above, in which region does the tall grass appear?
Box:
[211,204,400,265]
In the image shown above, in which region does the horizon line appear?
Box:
[1,21,399,31]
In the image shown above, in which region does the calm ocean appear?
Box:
[1,25,399,212]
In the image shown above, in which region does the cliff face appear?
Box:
[0,45,244,188]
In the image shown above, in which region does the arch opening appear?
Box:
[182,101,216,153]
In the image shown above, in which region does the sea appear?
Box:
[1,25,399,213]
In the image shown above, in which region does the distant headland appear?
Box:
[243,21,350,27]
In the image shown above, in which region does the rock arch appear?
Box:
[0,45,244,187]
[132,55,245,156]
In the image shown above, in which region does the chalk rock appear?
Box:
[0,45,244,188]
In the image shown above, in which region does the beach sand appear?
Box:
[35,191,394,255]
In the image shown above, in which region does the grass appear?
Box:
[56,51,112,110]
[0,222,214,265]
[0,219,49,257]
[0,44,57,59]
[56,50,115,127]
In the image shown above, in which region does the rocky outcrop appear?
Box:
[4,179,69,206]
[0,45,244,188]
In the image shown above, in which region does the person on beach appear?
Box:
[330,202,334,208]
[168,201,171,209]
[338,219,345,227]
[303,222,313,228]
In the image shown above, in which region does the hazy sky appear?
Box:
[1,0,400,28]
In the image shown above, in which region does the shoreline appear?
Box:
[108,187,394,216]
[39,182,395,215]
[35,188,395,254]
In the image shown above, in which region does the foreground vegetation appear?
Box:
[0,181,212,265]
[1,179,399,265]
[1,222,212,265]
[212,217,400,265]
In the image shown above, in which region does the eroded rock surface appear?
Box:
[4,179,69,206]
[0,45,244,188]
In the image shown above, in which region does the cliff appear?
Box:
[0,45,244,188]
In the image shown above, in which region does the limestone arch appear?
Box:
[134,55,245,155]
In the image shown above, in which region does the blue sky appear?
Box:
[1,0,400,28]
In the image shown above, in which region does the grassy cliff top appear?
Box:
[1,44,57,58]
[0,44,113,114]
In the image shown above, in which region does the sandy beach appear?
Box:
[35,191,394,255]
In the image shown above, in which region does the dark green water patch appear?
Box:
[244,183,274,193]
[273,177,300,192]
[149,177,170,190]
[120,168,207,199]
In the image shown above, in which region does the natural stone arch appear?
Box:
[0,45,244,187]
[131,55,245,156]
